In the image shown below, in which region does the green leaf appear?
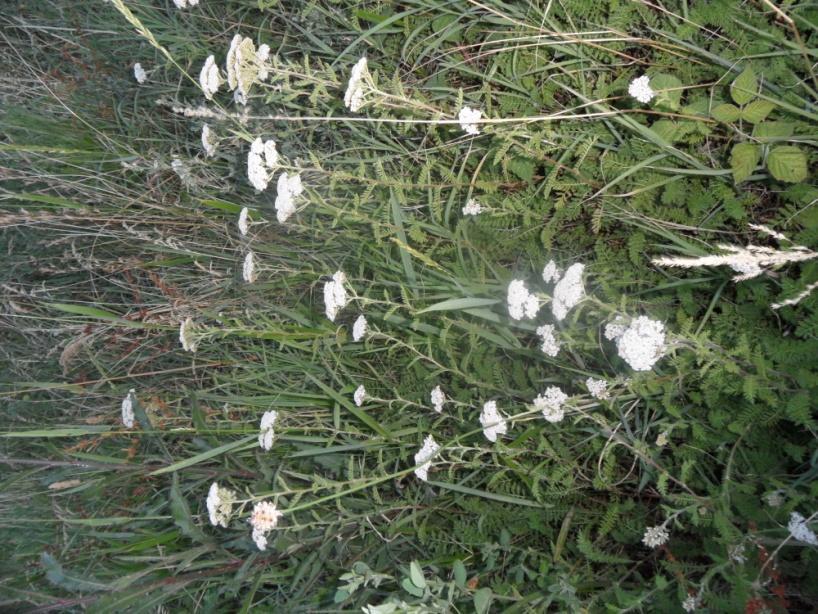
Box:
[730,66,757,105]
[752,121,793,142]
[416,297,499,314]
[650,120,679,143]
[711,103,740,123]
[742,100,775,124]
[474,588,492,614]
[730,143,760,183]
[453,560,467,589]
[767,146,808,183]
[401,577,424,597]
[650,73,683,110]
[150,435,255,475]
[409,561,426,589]
[41,553,108,593]
[170,473,210,544]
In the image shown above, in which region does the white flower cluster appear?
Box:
[238,207,250,236]
[275,172,304,223]
[536,324,561,357]
[353,384,366,407]
[430,385,444,413]
[250,500,282,550]
[201,124,217,157]
[413,435,440,482]
[121,389,136,428]
[507,279,539,320]
[179,317,198,352]
[604,316,627,341]
[458,106,482,135]
[628,75,654,104]
[206,482,236,528]
[258,410,278,451]
[534,386,568,423]
[462,198,482,216]
[199,55,220,100]
[655,432,669,447]
[352,315,367,342]
[247,137,279,191]
[788,511,818,545]
[609,316,666,371]
[226,34,267,99]
[324,271,349,322]
[542,260,560,284]
[344,57,370,112]
[585,377,609,400]
[642,525,669,548]
[173,0,199,8]
[681,596,698,612]
[551,263,585,321]
[480,400,507,442]
[133,63,147,84]
[764,490,784,508]
[242,251,257,283]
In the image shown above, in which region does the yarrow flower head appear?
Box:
[255,44,271,81]
[344,57,370,112]
[173,0,199,8]
[615,316,666,371]
[681,596,699,612]
[226,35,263,97]
[238,207,250,236]
[458,106,482,135]
[199,55,220,100]
[201,124,217,157]
[323,271,349,322]
[764,490,784,508]
[133,63,147,84]
[275,172,304,223]
[352,314,367,342]
[536,324,561,357]
[247,137,279,191]
[250,500,282,551]
[628,75,655,104]
[480,400,507,442]
[642,525,670,548]
[604,316,627,341]
[430,385,445,413]
[242,251,257,283]
[462,198,482,216]
[788,511,818,545]
[552,263,585,321]
[206,482,236,528]
[655,431,669,447]
[353,384,366,407]
[585,378,609,400]
[121,389,136,428]
[413,435,440,482]
[258,410,278,451]
[507,279,539,320]
[542,260,561,284]
[534,387,568,423]
[179,317,198,352]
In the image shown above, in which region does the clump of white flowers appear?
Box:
[642,525,669,548]
[133,63,147,84]
[507,280,539,320]
[121,389,136,428]
[604,316,627,341]
[610,316,666,371]
[250,500,282,551]
[458,106,482,135]
[226,35,266,99]
[655,432,669,447]
[344,57,371,112]
[179,317,198,352]
[256,44,271,81]
[551,263,585,321]
[247,137,279,191]
[681,596,699,612]
[585,378,609,400]
[534,387,568,423]
[238,207,250,236]
[242,251,257,283]
[201,124,217,157]
[542,260,561,284]
[462,198,482,216]
[413,435,440,482]
[199,55,220,100]
[480,400,507,442]
[536,324,561,357]
[628,75,655,104]
[430,385,445,413]
[324,271,349,322]
[206,482,236,528]
[173,0,199,9]
[258,410,278,451]
[764,490,784,508]
[352,315,367,342]
[788,511,818,545]
[275,172,304,223]
[353,384,366,407]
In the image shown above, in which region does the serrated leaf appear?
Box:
[453,560,467,588]
[650,73,683,110]
[767,146,808,183]
[742,100,775,123]
[711,103,740,123]
[650,120,679,142]
[731,67,758,105]
[409,561,426,589]
[474,588,492,614]
[752,121,793,142]
[730,142,760,183]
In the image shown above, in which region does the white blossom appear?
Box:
[551,263,585,321]
[480,400,507,442]
[352,315,367,342]
[788,511,818,545]
[133,63,147,84]
[344,57,369,112]
[542,260,561,284]
[201,124,217,157]
[242,251,257,283]
[642,525,669,548]
[458,106,482,135]
[353,384,366,407]
[681,596,698,612]
[534,387,568,423]
[238,207,250,236]
[656,432,669,447]
[615,316,666,371]
[179,317,197,352]
[413,435,440,482]
[258,410,278,451]
[585,378,609,400]
[121,389,136,428]
[628,75,654,104]
[247,137,278,192]
[173,0,199,8]
[536,324,561,357]
[226,35,260,97]
[250,500,282,550]
[206,482,236,528]
[256,43,270,81]
[234,89,247,106]
[462,198,482,216]
[275,172,304,223]
[323,271,349,322]
[226,35,241,90]
[430,385,445,413]
[199,55,220,100]
[764,490,784,508]
[507,279,539,320]
[604,316,627,341]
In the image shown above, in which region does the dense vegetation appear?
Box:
[1,0,816,611]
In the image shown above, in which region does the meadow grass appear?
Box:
[1,0,817,611]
